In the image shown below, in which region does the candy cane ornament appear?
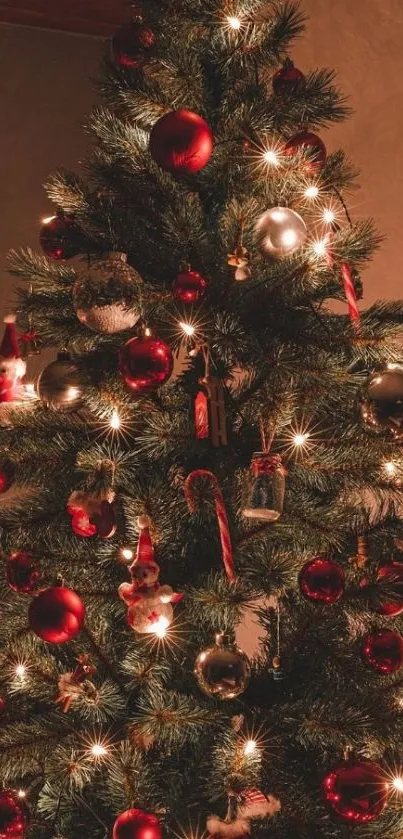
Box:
[323,232,360,330]
[184,469,236,582]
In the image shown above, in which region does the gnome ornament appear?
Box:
[0,316,26,403]
[118,515,182,634]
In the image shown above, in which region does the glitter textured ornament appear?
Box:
[29,586,85,644]
[298,556,345,605]
[113,808,163,839]
[361,629,403,674]
[39,212,80,260]
[284,130,327,172]
[37,352,85,411]
[172,267,207,303]
[194,633,251,700]
[360,364,403,439]
[272,60,305,95]
[149,110,213,176]
[6,552,40,594]
[323,760,388,823]
[119,332,173,392]
[112,21,155,68]
[255,207,307,259]
[73,253,142,334]
[0,789,26,839]
[377,562,403,616]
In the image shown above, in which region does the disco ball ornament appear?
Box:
[6,552,40,594]
[119,332,173,393]
[72,252,142,334]
[39,212,80,260]
[172,267,207,304]
[360,364,403,439]
[323,760,389,823]
[284,130,327,173]
[112,20,155,68]
[272,60,305,95]
[29,586,85,644]
[377,562,403,616]
[361,629,403,674]
[194,633,251,700]
[113,808,163,839]
[149,109,213,176]
[298,556,345,605]
[0,789,26,839]
[37,352,85,411]
[255,206,307,259]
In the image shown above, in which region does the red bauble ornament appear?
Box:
[113,809,163,839]
[149,110,213,176]
[39,213,80,260]
[0,789,26,839]
[323,760,388,824]
[172,268,207,303]
[6,552,40,594]
[298,556,345,605]
[119,333,173,392]
[377,562,403,616]
[112,21,155,68]
[0,698,5,715]
[362,629,403,674]
[284,130,327,172]
[272,61,305,95]
[28,586,85,644]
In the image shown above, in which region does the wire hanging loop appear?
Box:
[184,469,236,582]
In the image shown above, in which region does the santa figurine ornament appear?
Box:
[0,316,26,403]
[118,515,182,635]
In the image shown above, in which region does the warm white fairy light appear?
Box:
[121,547,134,562]
[15,664,26,679]
[179,321,196,338]
[91,743,108,758]
[243,739,258,756]
[280,419,317,461]
[41,215,56,226]
[385,461,397,477]
[148,615,170,639]
[393,776,403,793]
[17,790,26,799]
[226,15,242,30]
[311,238,329,259]
[85,736,112,763]
[110,409,121,430]
[293,432,309,447]
[304,185,320,199]
[322,207,336,225]
[24,382,36,398]
[263,148,280,167]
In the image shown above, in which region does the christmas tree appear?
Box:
[2,1,403,837]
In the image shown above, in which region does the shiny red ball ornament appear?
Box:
[361,629,403,674]
[113,809,163,839]
[119,333,173,392]
[149,110,213,176]
[172,268,207,304]
[0,789,26,839]
[28,586,85,644]
[272,61,305,95]
[6,552,40,594]
[284,130,327,172]
[39,213,80,260]
[377,562,403,616]
[298,556,345,605]
[323,760,388,823]
[112,21,155,68]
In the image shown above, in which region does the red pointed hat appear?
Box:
[131,515,156,568]
[0,315,20,359]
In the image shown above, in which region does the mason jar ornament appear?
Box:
[242,453,286,521]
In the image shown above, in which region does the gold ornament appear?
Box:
[255,206,307,259]
[194,632,251,700]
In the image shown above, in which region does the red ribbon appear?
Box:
[251,454,287,477]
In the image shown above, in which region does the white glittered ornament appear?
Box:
[255,206,307,259]
[73,252,142,334]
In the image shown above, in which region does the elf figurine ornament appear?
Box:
[118,515,182,635]
[0,316,26,403]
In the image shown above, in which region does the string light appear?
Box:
[304,185,320,199]
[110,409,121,430]
[120,547,134,562]
[41,215,56,226]
[17,790,26,799]
[311,238,329,259]
[147,615,170,639]
[179,321,196,338]
[322,207,336,225]
[393,776,403,793]
[226,15,242,30]
[293,432,309,447]
[84,736,112,763]
[384,461,397,477]
[243,739,258,756]
[281,420,317,460]
[15,664,26,679]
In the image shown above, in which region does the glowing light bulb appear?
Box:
[227,15,242,29]
[322,208,336,224]
[121,547,134,562]
[90,743,108,758]
[293,433,309,447]
[110,409,121,430]
[393,776,403,792]
[144,327,152,337]
[304,185,319,199]
[17,790,26,799]
[312,239,328,258]
[385,461,397,476]
[148,615,170,638]
[263,149,279,166]
[25,383,36,396]
[179,321,196,338]
[244,739,257,756]
[15,665,26,678]
[42,215,56,225]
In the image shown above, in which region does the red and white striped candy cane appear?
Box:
[184,469,236,582]
[323,233,360,330]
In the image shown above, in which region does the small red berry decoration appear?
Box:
[272,59,305,95]
[361,629,403,674]
[39,212,80,260]
[149,110,213,176]
[113,808,163,839]
[323,760,389,823]
[6,552,40,594]
[112,21,155,68]
[284,130,327,173]
[298,556,345,605]
[172,266,207,303]
[119,333,173,392]
[28,586,85,644]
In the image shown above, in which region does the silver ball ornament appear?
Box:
[255,206,307,259]
[73,252,142,334]
[360,363,403,439]
[37,352,85,411]
[194,633,251,700]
